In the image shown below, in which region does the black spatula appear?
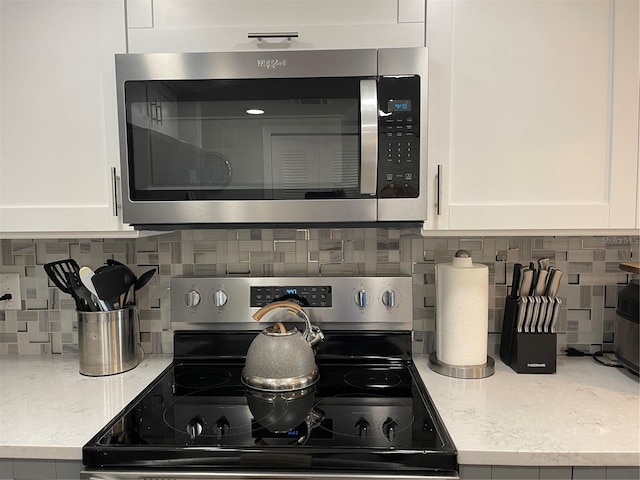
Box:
[44,259,80,295]
[91,264,136,307]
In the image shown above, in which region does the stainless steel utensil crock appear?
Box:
[241,301,324,392]
[78,307,142,376]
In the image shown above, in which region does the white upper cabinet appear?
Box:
[0,0,135,238]
[126,0,425,53]
[424,0,639,232]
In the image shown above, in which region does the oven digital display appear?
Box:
[388,99,412,112]
[251,285,332,307]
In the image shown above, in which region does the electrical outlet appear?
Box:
[0,273,22,310]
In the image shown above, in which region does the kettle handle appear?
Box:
[272,322,287,334]
[253,301,324,347]
[252,301,303,321]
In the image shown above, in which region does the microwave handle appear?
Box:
[360,79,378,195]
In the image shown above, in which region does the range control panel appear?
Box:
[377,75,420,199]
[251,285,332,308]
[170,276,413,331]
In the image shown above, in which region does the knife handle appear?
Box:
[510,263,523,297]
[534,270,548,296]
[519,269,533,299]
[538,257,550,271]
[530,268,539,296]
[516,296,527,333]
[546,269,563,297]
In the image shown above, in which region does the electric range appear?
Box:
[82,276,458,479]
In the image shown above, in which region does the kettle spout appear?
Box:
[294,310,324,347]
[306,325,325,347]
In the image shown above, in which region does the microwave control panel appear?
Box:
[377,76,420,198]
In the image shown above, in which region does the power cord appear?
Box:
[0,293,12,301]
[565,347,625,368]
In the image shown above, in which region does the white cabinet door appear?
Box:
[0,0,134,237]
[424,0,639,232]
[126,0,425,53]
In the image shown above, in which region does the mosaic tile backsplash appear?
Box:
[0,229,637,357]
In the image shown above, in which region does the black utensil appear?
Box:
[92,264,136,307]
[132,268,156,305]
[66,272,99,312]
[44,259,80,295]
[106,259,135,275]
[64,271,87,311]
[105,260,140,305]
[510,263,522,298]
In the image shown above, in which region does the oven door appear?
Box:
[116,50,381,226]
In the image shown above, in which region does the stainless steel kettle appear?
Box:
[241,301,324,392]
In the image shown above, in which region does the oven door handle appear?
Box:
[359,79,378,196]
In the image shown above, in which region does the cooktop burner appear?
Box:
[344,369,403,389]
[173,366,232,390]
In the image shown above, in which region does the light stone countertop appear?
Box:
[0,354,173,460]
[0,353,638,467]
[413,354,640,466]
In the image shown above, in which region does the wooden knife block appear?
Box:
[500,296,557,374]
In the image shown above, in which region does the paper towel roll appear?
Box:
[436,251,489,366]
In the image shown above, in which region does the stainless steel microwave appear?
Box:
[115,47,428,228]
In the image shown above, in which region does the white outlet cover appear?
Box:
[0,273,22,310]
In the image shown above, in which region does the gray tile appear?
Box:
[606,466,640,480]
[492,466,539,480]
[573,466,607,480]
[0,333,18,343]
[13,459,57,479]
[539,466,572,480]
[0,459,13,480]
[460,464,491,480]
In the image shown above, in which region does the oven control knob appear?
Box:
[186,417,203,440]
[355,418,370,438]
[382,417,397,442]
[382,289,397,308]
[212,289,228,308]
[354,289,369,308]
[183,290,201,308]
[215,417,230,441]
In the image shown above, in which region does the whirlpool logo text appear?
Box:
[257,59,287,69]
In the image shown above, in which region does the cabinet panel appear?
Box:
[128,23,425,53]
[399,0,425,23]
[424,0,639,231]
[127,0,425,53]
[150,0,399,28]
[127,0,154,28]
[0,0,134,237]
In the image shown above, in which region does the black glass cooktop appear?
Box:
[83,332,457,476]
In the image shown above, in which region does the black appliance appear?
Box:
[82,276,458,479]
[615,278,639,375]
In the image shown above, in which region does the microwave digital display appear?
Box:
[388,99,412,112]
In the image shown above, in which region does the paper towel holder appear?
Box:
[429,249,496,379]
[428,352,495,379]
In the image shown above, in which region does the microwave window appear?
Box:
[124,78,364,201]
